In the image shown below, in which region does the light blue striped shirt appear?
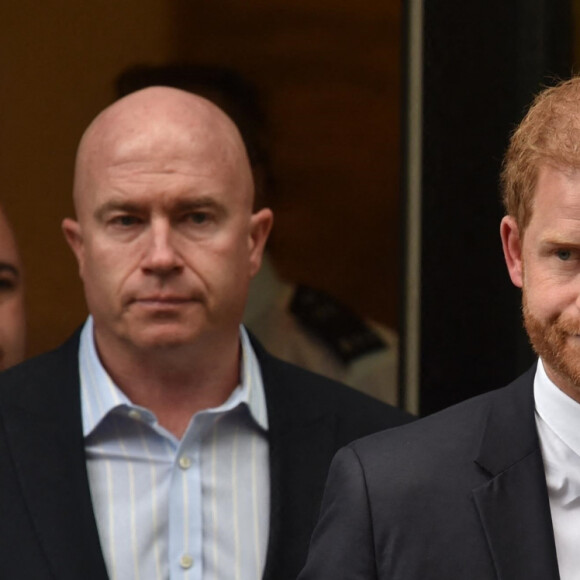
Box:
[79,317,270,580]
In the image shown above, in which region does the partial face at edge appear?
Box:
[63,88,273,356]
[501,164,580,400]
[0,208,26,370]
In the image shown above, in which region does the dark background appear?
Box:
[413,0,573,415]
[2,0,579,415]
[1,0,403,361]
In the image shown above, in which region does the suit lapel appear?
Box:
[255,343,339,580]
[0,334,109,580]
[472,366,560,580]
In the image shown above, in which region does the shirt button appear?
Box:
[178,455,193,470]
[128,409,142,421]
[179,554,194,569]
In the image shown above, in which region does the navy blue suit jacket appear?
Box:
[300,365,560,580]
[0,330,411,579]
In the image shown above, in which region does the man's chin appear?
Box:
[131,329,197,351]
[523,310,580,391]
[117,317,199,349]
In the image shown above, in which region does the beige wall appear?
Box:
[2,0,401,358]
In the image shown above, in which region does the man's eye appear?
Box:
[0,278,15,292]
[112,215,140,226]
[557,249,572,261]
[188,212,209,224]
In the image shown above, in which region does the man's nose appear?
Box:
[141,221,183,275]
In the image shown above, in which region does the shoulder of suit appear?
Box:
[288,284,392,364]
[0,330,81,405]
[352,369,536,456]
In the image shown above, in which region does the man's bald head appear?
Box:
[72,86,255,220]
[62,85,273,366]
[0,205,26,370]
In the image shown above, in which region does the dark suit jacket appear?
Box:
[299,364,561,580]
[0,330,411,579]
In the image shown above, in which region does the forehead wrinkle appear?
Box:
[94,194,226,222]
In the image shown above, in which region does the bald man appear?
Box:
[0,205,25,371]
[0,87,410,580]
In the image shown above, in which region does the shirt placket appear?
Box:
[168,413,207,580]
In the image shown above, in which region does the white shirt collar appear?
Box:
[79,316,268,437]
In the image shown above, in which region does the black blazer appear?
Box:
[299,364,561,580]
[0,330,410,579]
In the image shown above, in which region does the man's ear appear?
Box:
[500,215,524,288]
[248,208,274,277]
[62,218,86,278]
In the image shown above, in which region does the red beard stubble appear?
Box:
[523,290,580,394]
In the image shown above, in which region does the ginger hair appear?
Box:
[501,77,580,232]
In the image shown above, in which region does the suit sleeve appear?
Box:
[298,446,378,580]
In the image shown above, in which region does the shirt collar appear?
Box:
[79,317,268,437]
[534,357,580,458]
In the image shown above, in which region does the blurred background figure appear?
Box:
[0,205,26,371]
[117,64,399,405]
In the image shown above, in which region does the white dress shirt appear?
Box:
[79,317,270,580]
[534,358,580,580]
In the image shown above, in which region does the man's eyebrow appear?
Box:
[94,201,142,221]
[0,262,19,277]
[94,197,225,221]
[541,234,580,246]
[173,197,224,211]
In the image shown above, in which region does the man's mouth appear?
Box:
[130,294,197,309]
[138,296,191,303]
